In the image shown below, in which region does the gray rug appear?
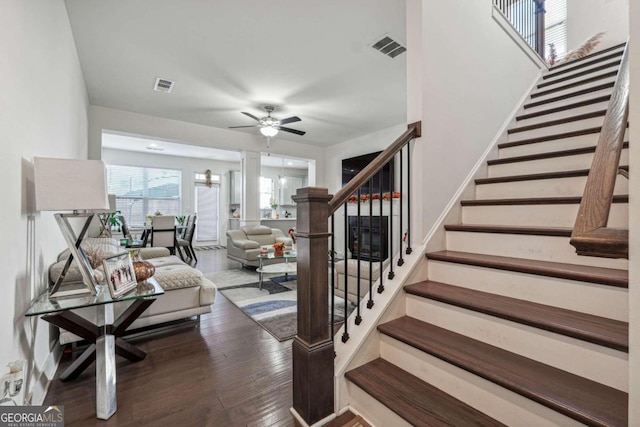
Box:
[206,269,350,341]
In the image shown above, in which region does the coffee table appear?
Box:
[26,278,164,420]
[256,252,297,290]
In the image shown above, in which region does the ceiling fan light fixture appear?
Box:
[260,126,279,137]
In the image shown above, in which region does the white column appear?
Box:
[241,150,261,227]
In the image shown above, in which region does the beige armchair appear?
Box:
[226,225,293,267]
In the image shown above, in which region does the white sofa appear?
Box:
[226,225,293,267]
[334,259,389,303]
[49,237,216,344]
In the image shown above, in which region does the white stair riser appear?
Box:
[461,203,628,228]
[523,87,613,115]
[427,260,628,321]
[498,129,628,158]
[406,296,628,391]
[488,148,629,177]
[380,337,585,427]
[543,49,624,79]
[540,62,620,91]
[507,116,605,142]
[347,383,412,427]
[516,100,610,128]
[529,76,616,103]
[445,231,628,269]
[475,175,628,199]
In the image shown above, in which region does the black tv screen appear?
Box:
[342,151,393,194]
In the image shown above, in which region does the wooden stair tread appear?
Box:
[378,317,628,427]
[476,168,591,184]
[488,142,629,165]
[461,194,628,206]
[425,250,628,288]
[345,358,505,427]
[508,110,606,134]
[531,70,617,99]
[404,281,628,351]
[516,95,610,121]
[444,224,572,237]
[499,127,601,149]
[524,82,614,109]
[546,44,625,74]
[538,60,621,88]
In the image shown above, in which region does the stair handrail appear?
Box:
[291,121,421,425]
[570,41,629,259]
[329,122,421,214]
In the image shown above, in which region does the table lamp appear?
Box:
[34,157,110,297]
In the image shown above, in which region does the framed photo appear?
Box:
[102,252,137,298]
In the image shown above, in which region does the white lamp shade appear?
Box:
[34,157,109,212]
[260,126,279,137]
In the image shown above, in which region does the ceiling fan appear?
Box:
[229,105,306,137]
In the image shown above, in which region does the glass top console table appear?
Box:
[26,278,164,420]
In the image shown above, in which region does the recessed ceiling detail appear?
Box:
[153,77,175,93]
[371,35,406,59]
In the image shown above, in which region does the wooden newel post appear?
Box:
[292,187,334,425]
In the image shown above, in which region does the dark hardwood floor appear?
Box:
[44,248,298,426]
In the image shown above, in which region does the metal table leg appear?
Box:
[96,304,116,420]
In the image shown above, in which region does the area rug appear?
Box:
[206,269,351,341]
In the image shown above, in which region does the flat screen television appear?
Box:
[341,151,393,194]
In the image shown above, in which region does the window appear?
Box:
[106,165,181,226]
[545,0,567,59]
[259,177,274,209]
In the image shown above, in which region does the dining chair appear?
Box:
[150,215,180,258]
[177,214,197,264]
[119,215,148,248]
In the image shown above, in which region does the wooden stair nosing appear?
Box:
[516,95,611,121]
[404,280,628,351]
[538,60,622,88]
[444,224,572,237]
[476,168,593,184]
[487,141,629,166]
[345,358,506,427]
[378,317,628,427]
[524,82,614,109]
[498,127,601,149]
[508,110,606,134]
[546,45,625,74]
[425,250,628,288]
[460,195,628,206]
[531,71,618,99]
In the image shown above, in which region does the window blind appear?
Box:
[545,0,567,59]
[195,184,219,241]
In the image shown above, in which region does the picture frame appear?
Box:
[102,252,138,298]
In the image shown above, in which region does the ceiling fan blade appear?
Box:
[278,116,301,125]
[241,112,261,122]
[278,126,306,136]
[229,125,259,129]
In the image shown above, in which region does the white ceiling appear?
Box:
[102,132,310,169]
[64,0,407,147]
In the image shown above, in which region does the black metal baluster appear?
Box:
[355,188,362,325]
[342,202,349,343]
[406,142,412,255]
[398,149,404,267]
[367,178,374,309]
[330,213,335,339]
[388,157,395,280]
[378,170,385,294]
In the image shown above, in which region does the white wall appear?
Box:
[567,0,629,51]
[627,1,638,423]
[88,106,326,186]
[409,0,543,239]
[0,0,89,404]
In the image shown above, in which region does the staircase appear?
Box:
[344,44,629,426]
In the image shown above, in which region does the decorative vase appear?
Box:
[133,260,155,283]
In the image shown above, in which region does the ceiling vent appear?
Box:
[371,35,406,59]
[153,77,175,93]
